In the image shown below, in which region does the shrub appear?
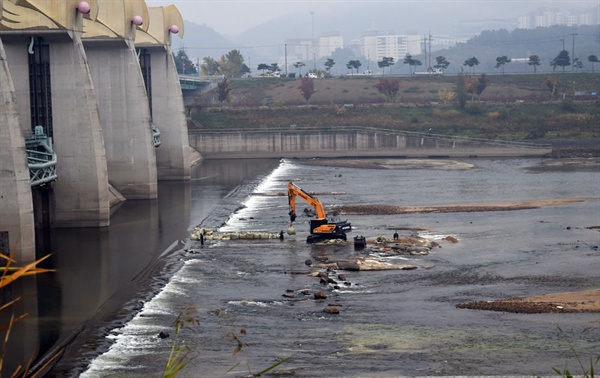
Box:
[560,98,576,112]
[464,103,483,115]
[403,86,420,93]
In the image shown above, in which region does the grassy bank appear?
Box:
[188,73,600,156]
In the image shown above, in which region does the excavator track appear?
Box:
[306,233,347,244]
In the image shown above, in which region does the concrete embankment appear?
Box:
[188,127,551,159]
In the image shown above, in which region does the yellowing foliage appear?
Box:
[437,89,456,104]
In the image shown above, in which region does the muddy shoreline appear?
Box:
[457,290,600,314]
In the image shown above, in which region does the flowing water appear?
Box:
[28,158,600,377]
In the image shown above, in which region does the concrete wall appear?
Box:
[85,40,158,199]
[148,46,191,180]
[189,129,552,159]
[49,36,111,227]
[3,34,111,228]
[0,39,35,262]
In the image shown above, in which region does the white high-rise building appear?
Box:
[360,32,422,64]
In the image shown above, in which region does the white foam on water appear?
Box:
[81,161,294,376]
[227,300,284,307]
[220,160,295,233]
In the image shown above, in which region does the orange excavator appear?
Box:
[288,181,352,243]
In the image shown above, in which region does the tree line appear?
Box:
[174,47,599,79]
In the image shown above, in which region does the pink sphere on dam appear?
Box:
[77,2,91,14]
[169,25,179,34]
[132,15,143,26]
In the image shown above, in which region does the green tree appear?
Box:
[268,63,281,75]
[347,60,362,74]
[293,62,306,76]
[403,54,421,74]
[495,56,511,75]
[298,77,317,104]
[200,56,219,76]
[217,79,232,104]
[588,55,599,73]
[550,50,570,73]
[434,56,450,71]
[378,57,395,76]
[331,48,358,71]
[218,49,246,78]
[528,55,540,74]
[324,58,335,75]
[241,64,251,77]
[257,63,270,75]
[463,57,480,74]
[374,79,400,102]
[456,69,468,109]
[173,48,196,75]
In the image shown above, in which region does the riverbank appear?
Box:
[188,74,600,156]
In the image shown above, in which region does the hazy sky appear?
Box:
[146,0,314,35]
[146,0,600,35]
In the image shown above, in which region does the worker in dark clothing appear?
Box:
[393,232,399,240]
[200,233,204,246]
[280,230,284,240]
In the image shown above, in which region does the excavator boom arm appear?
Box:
[288,182,327,220]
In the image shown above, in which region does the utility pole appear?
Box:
[571,33,577,72]
[284,44,288,77]
[423,34,427,69]
[310,11,315,40]
[428,32,432,70]
[560,38,565,51]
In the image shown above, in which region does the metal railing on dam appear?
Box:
[25,126,58,187]
[188,126,552,159]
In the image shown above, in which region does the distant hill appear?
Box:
[175,3,599,75]
[171,22,240,63]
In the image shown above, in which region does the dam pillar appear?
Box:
[142,45,192,180]
[82,0,158,199]
[0,38,35,262]
[84,40,158,199]
[0,1,110,229]
[136,6,194,180]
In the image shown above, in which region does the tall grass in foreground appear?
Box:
[0,246,54,377]
[163,305,290,377]
[163,306,199,378]
[534,326,599,378]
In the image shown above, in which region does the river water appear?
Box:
[11,157,600,377]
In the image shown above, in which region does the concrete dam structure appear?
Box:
[188,127,552,159]
[0,0,193,262]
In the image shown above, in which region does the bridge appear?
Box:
[179,75,213,91]
[179,75,225,91]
